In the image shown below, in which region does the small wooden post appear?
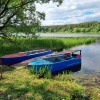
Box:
[80,50,82,55]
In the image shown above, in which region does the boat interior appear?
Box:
[26,49,45,55]
[43,54,72,63]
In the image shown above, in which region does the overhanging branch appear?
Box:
[0,0,11,16]
[0,0,36,31]
[0,11,18,30]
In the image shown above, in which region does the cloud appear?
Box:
[36,0,100,25]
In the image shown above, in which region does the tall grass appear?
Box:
[29,65,52,79]
[0,37,96,56]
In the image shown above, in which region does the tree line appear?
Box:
[38,21,100,33]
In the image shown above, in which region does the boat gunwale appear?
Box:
[1,50,51,59]
[28,56,81,66]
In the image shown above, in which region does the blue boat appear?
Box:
[0,49,52,65]
[28,50,82,73]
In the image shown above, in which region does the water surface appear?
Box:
[71,41,100,74]
[39,33,100,38]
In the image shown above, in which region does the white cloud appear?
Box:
[36,0,100,25]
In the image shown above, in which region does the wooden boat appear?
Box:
[0,49,52,65]
[28,50,81,73]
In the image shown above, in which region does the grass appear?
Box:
[0,66,86,100]
[0,66,100,100]
[29,65,52,78]
[0,37,96,56]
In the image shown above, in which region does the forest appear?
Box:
[38,21,100,33]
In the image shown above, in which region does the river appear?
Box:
[38,33,100,38]
[70,40,100,74]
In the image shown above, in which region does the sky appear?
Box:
[36,0,100,26]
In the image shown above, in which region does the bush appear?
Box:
[29,65,52,79]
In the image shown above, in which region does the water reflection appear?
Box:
[71,41,100,74]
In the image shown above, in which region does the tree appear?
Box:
[0,0,63,40]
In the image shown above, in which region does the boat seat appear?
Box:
[64,55,71,60]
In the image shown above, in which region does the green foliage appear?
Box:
[29,66,35,74]
[1,66,100,99]
[54,72,74,81]
[29,65,52,79]
[73,28,81,33]
[0,0,63,39]
[39,21,100,33]
[71,86,86,99]
[0,37,96,56]
[0,67,86,100]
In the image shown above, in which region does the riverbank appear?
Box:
[0,66,100,100]
[0,66,85,100]
[0,37,100,99]
[0,37,96,56]
[75,73,100,100]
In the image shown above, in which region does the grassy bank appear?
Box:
[0,66,100,100]
[0,66,86,100]
[0,37,96,56]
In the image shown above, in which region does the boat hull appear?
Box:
[28,57,81,73]
[0,50,52,65]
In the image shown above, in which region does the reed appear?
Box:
[0,37,96,56]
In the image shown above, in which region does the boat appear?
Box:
[28,50,81,73]
[0,49,52,65]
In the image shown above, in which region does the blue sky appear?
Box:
[36,0,100,26]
